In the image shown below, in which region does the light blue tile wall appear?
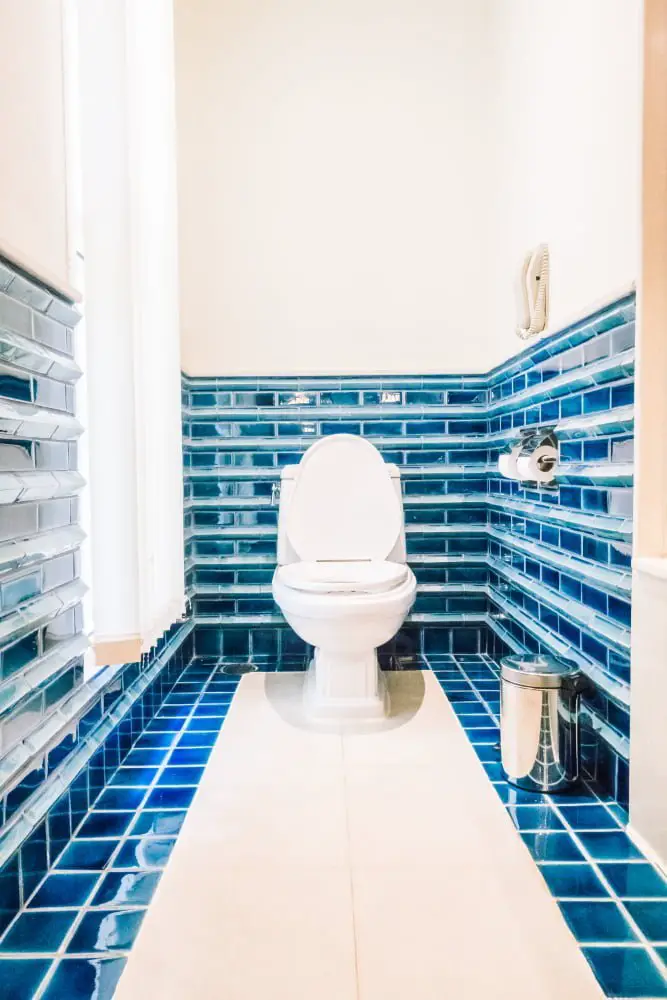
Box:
[183,292,635,803]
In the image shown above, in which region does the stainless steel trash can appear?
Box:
[500,655,587,793]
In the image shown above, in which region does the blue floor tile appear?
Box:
[186,717,224,732]
[123,748,169,767]
[557,804,621,831]
[559,901,638,943]
[539,864,610,899]
[55,840,119,872]
[472,744,500,763]
[0,909,78,953]
[157,766,204,786]
[28,873,99,909]
[129,810,187,837]
[583,946,667,998]
[467,728,500,745]
[109,767,158,788]
[94,788,146,812]
[41,957,126,999]
[133,732,175,750]
[144,786,196,809]
[521,832,585,863]
[578,832,644,861]
[167,748,211,766]
[77,812,135,839]
[176,731,217,748]
[600,863,667,899]
[625,901,667,942]
[451,702,487,716]
[0,958,51,999]
[482,763,505,782]
[146,717,183,733]
[497,786,548,806]
[91,871,161,908]
[506,805,564,832]
[67,910,145,954]
[112,837,176,870]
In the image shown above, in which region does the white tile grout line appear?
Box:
[0,657,232,999]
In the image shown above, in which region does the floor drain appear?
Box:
[218,661,258,675]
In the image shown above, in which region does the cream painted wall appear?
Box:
[489,0,642,363]
[0,0,79,298]
[175,0,495,376]
[175,0,641,376]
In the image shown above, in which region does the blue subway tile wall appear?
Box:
[0,258,88,807]
[183,292,635,802]
[0,621,193,951]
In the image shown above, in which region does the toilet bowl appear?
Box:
[272,434,416,721]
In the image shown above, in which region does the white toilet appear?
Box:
[272,434,416,722]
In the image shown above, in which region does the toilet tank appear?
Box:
[276,462,407,566]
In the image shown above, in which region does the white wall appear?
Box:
[175,0,641,377]
[175,0,496,376]
[489,1,641,364]
[0,0,80,298]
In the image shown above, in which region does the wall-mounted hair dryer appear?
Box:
[516,244,550,340]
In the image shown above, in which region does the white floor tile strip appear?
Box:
[115,670,604,999]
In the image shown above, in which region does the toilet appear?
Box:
[272,434,416,721]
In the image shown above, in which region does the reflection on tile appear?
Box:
[41,957,127,1000]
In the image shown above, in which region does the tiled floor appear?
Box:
[3,653,667,999]
[116,661,603,999]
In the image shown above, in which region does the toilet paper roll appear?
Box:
[516,445,558,484]
[498,444,522,480]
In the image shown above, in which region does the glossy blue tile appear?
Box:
[55,840,119,872]
[560,901,637,944]
[506,805,565,832]
[600,864,667,899]
[521,832,585,863]
[0,958,51,999]
[129,810,187,837]
[112,837,176,869]
[94,788,146,811]
[0,909,78,952]
[67,910,145,954]
[144,786,196,810]
[557,805,620,831]
[76,812,135,839]
[91,871,161,908]
[539,864,610,899]
[624,901,667,942]
[29,874,99,909]
[42,956,127,999]
[109,767,158,788]
[582,946,667,998]
[578,832,643,862]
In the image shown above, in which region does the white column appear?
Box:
[76,0,185,668]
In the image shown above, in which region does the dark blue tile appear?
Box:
[625,901,667,941]
[133,732,175,750]
[521,832,585,863]
[112,837,176,870]
[91,871,161,908]
[578,832,643,861]
[109,767,158,788]
[67,910,145,954]
[176,731,218,749]
[559,901,637,943]
[94,788,146,811]
[558,805,620,831]
[77,812,135,839]
[167,748,211,766]
[539,864,609,899]
[157,766,204,786]
[0,910,78,953]
[600,864,667,899]
[0,959,51,999]
[55,840,118,872]
[29,874,99,909]
[123,748,169,767]
[129,810,187,837]
[506,805,564,832]
[582,946,667,998]
[144,786,196,809]
[43,958,127,1000]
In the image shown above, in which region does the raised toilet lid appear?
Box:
[279,559,408,595]
[286,435,402,562]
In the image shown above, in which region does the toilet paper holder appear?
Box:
[500,426,559,488]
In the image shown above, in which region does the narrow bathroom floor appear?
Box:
[2,655,667,999]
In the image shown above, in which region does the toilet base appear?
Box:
[303,647,389,722]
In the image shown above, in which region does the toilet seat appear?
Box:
[278,560,408,595]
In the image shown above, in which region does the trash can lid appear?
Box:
[500,654,581,689]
